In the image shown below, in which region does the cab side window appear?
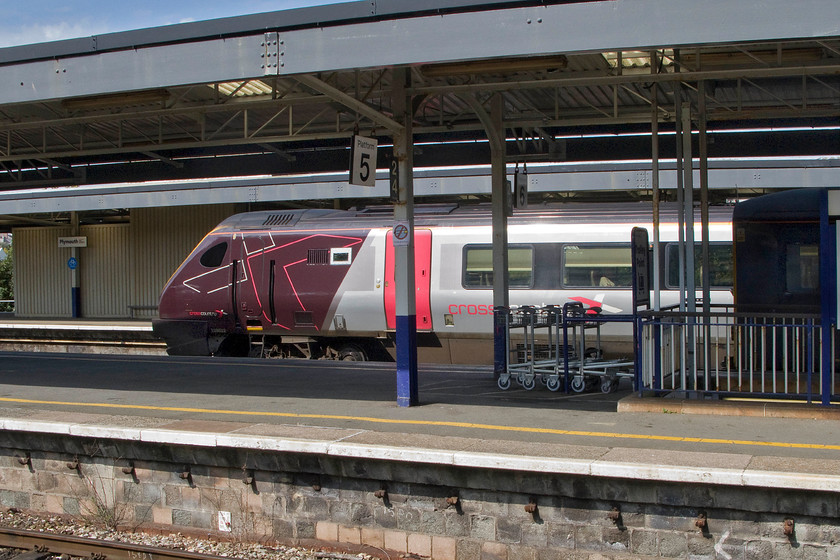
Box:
[199,242,228,268]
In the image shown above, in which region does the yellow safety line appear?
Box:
[1,396,839,451]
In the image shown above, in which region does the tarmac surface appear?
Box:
[0,351,839,493]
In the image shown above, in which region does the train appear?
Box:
[152,202,734,364]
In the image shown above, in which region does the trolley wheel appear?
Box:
[601,377,618,394]
[522,376,536,391]
[584,347,602,359]
[337,345,366,361]
[545,376,561,392]
[497,375,511,390]
[571,376,587,393]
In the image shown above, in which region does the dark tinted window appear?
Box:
[665,243,733,289]
[199,242,228,268]
[785,244,819,294]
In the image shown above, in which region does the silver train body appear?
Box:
[153,202,734,363]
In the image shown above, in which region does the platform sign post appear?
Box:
[631,227,650,310]
[349,135,378,187]
[631,227,650,393]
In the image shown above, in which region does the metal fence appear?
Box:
[637,305,837,405]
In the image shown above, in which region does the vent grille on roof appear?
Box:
[263,213,295,227]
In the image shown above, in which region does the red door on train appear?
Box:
[384,229,432,330]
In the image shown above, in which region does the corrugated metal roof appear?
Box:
[0,0,837,194]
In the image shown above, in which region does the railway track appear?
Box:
[0,526,375,560]
[0,526,259,560]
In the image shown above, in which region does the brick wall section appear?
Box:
[0,433,837,560]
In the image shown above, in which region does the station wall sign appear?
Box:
[349,135,378,187]
[58,236,87,248]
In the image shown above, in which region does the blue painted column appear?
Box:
[392,69,418,407]
[489,94,510,378]
[819,189,834,406]
[70,212,81,318]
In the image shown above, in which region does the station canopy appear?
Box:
[0,0,839,225]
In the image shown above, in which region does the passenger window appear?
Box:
[463,246,533,288]
[785,244,819,294]
[665,243,733,289]
[562,245,631,288]
[199,242,228,268]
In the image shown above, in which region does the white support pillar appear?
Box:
[391,68,418,407]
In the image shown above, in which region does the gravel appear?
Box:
[0,509,383,560]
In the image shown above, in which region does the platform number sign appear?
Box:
[514,170,528,209]
[389,155,399,202]
[349,135,378,187]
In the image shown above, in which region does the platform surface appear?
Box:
[0,352,838,492]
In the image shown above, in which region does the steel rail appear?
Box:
[0,526,241,560]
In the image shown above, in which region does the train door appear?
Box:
[384,229,432,330]
[231,232,271,330]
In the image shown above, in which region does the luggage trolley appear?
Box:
[498,306,550,390]
[561,301,635,393]
[498,304,567,391]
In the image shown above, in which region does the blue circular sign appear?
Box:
[67,257,78,270]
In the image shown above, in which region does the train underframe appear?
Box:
[155,317,635,366]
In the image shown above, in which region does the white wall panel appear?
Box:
[130,205,235,318]
[80,224,130,318]
[13,226,73,317]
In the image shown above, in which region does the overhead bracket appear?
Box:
[262,32,281,75]
[296,74,404,134]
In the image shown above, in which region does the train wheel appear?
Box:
[215,334,249,357]
[570,376,586,393]
[522,376,536,391]
[337,345,366,361]
[497,375,511,390]
[546,376,561,392]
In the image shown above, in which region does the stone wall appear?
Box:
[0,431,838,560]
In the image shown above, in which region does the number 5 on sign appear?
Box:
[349,135,378,187]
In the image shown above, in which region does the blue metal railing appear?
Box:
[636,305,837,405]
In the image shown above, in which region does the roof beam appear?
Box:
[295,74,403,134]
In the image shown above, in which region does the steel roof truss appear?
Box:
[295,74,403,133]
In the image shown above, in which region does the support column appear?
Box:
[490,94,509,376]
[681,102,696,314]
[391,69,418,407]
[698,81,711,314]
[674,83,686,314]
[650,51,661,311]
[71,211,81,318]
